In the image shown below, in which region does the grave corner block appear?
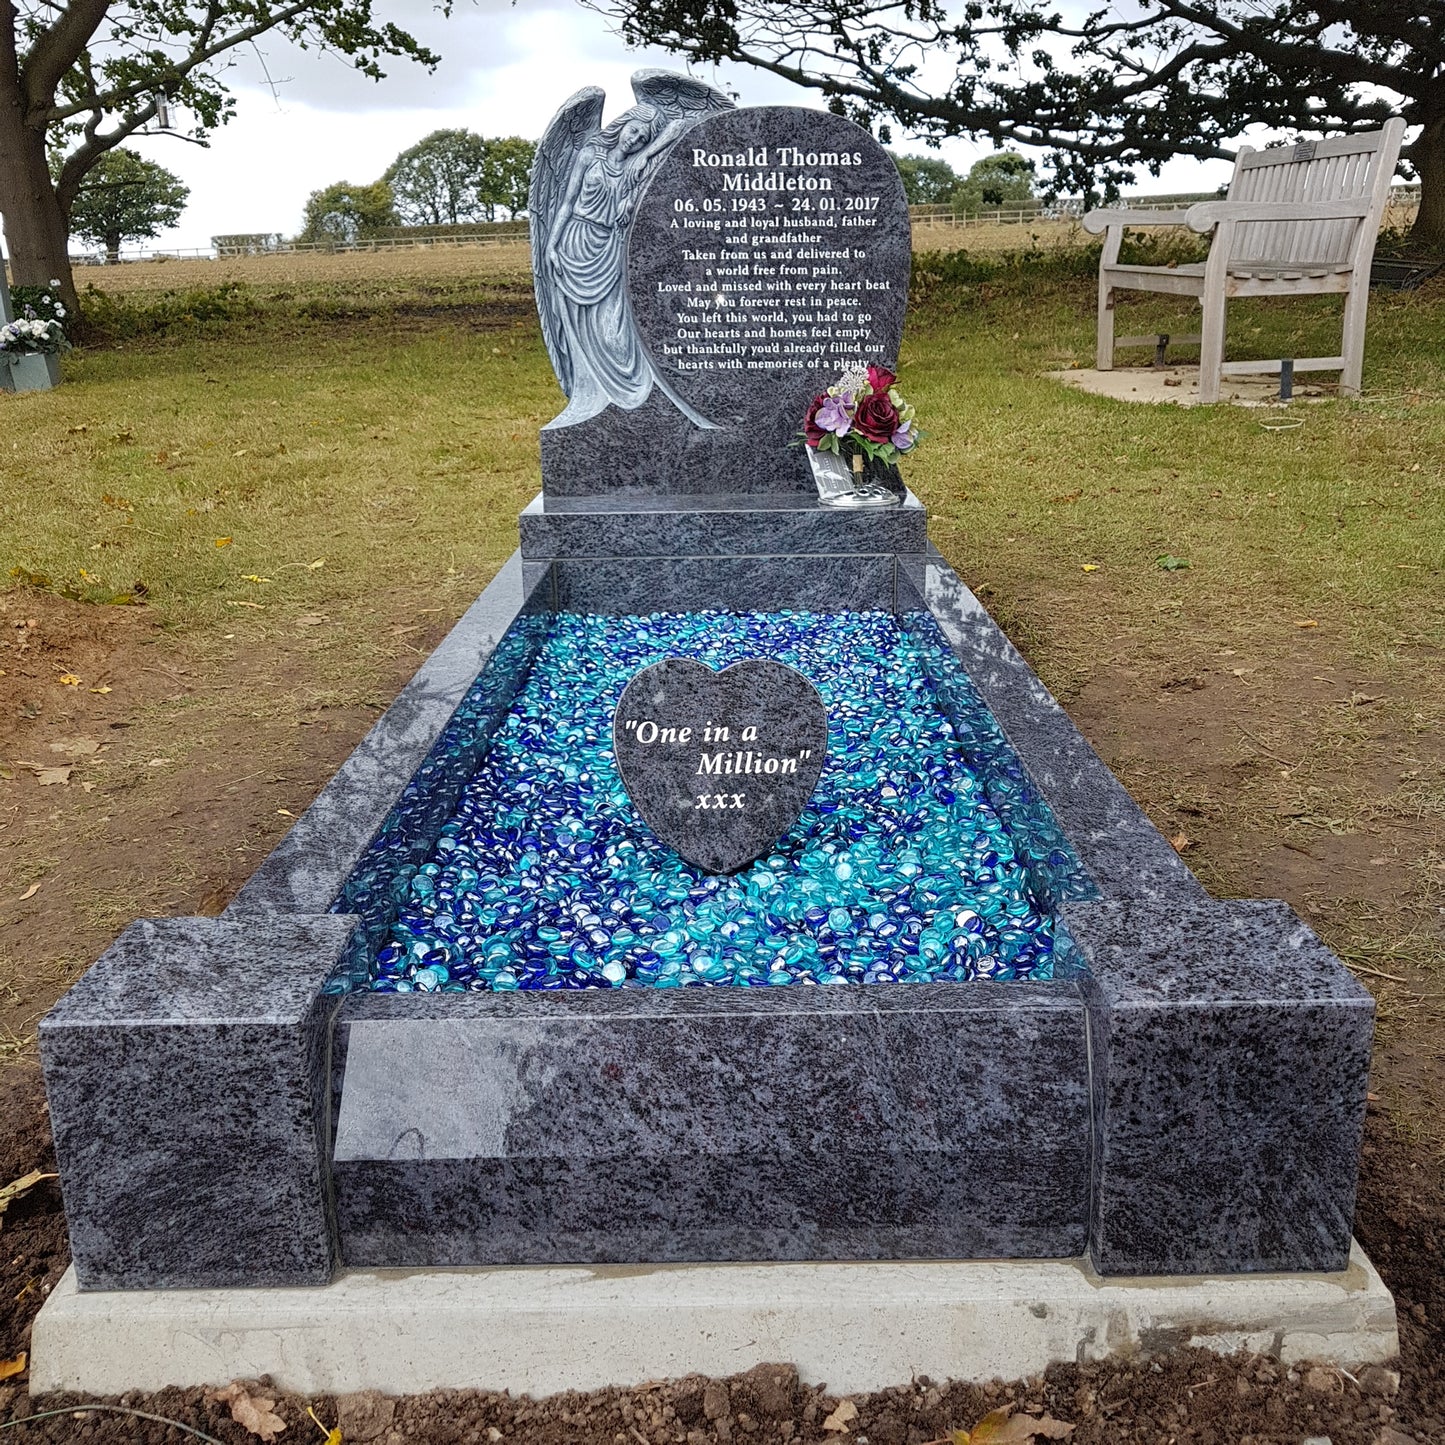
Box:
[40,913,361,1290]
[1062,897,1374,1276]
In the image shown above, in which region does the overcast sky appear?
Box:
[54,0,1241,254]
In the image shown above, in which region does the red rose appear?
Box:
[854,392,901,444]
[867,363,897,394]
[803,393,831,447]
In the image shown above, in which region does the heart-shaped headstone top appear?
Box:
[613,658,828,874]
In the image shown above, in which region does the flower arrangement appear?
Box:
[0,317,67,356]
[802,362,920,466]
[2,283,70,357]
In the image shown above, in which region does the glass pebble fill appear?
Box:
[338,609,1093,995]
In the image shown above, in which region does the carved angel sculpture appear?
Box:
[531,70,734,430]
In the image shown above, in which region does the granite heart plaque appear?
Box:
[613,658,828,873]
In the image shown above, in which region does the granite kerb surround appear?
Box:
[39,517,1374,1289]
[518,488,928,558]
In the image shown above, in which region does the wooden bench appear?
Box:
[1083,120,1405,402]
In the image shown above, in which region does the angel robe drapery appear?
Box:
[548,146,652,413]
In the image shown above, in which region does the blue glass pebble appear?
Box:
[340,609,1089,995]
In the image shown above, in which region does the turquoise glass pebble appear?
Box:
[339,609,1092,995]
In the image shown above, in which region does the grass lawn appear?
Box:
[2,239,1444,1143]
[4,232,1445,1436]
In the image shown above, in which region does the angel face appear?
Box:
[617,117,652,155]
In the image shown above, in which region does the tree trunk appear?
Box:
[105,233,121,264]
[0,88,77,308]
[1407,115,1445,251]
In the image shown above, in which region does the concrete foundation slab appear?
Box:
[31,1244,1397,1399]
[1044,367,1332,406]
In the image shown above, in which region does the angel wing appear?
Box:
[630,69,735,125]
[530,85,605,399]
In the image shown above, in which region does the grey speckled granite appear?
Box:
[40,915,361,1290]
[41,492,1377,1286]
[613,657,827,872]
[331,983,1090,1265]
[1064,897,1374,1275]
[519,489,927,558]
[555,553,896,614]
[542,108,910,499]
[897,556,1206,902]
[227,553,549,920]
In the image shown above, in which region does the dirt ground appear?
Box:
[2,570,1444,1442]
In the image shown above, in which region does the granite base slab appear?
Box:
[330,985,1090,1266]
[30,1243,1398,1398]
[519,489,927,558]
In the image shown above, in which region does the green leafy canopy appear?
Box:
[591,0,1444,239]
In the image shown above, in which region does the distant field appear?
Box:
[72,220,1096,295]
[74,241,536,293]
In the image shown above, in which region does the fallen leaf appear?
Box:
[81,780,96,793]
[307,1406,341,1445]
[955,1409,1075,1443]
[295,614,326,627]
[36,766,72,786]
[89,685,113,695]
[1294,618,1319,629]
[0,1353,25,1381]
[823,1400,858,1433]
[1169,830,1192,853]
[277,808,296,818]
[232,448,250,458]
[1155,554,1190,572]
[210,1382,287,1441]
[49,737,100,755]
[1080,563,1100,573]
[57,673,81,686]
[0,1170,56,1225]
[307,558,325,569]
[227,600,265,609]
[16,883,40,902]
[215,536,233,548]
[241,575,271,584]
[148,758,174,767]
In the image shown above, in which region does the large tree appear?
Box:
[598,1,1445,246]
[298,178,394,244]
[384,127,487,226]
[66,145,187,260]
[891,152,960,206]
[0,1,442,306]
[477,135,534,220]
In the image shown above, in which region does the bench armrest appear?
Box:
[1183,198,1373,233]
[1081,208,1192,234]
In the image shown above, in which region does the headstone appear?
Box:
[533,83,911,498]
[0,242,12,326]
[612,658,827,873]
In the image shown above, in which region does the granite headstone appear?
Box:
[535,91,911,497]
[613,658,827,873]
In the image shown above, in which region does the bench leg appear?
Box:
[1198,292,1226,404]
[1340,280,1370,397]
[1096,281,1115,371]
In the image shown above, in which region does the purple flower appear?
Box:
[815,395,853,436]
[891,420,916,451]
